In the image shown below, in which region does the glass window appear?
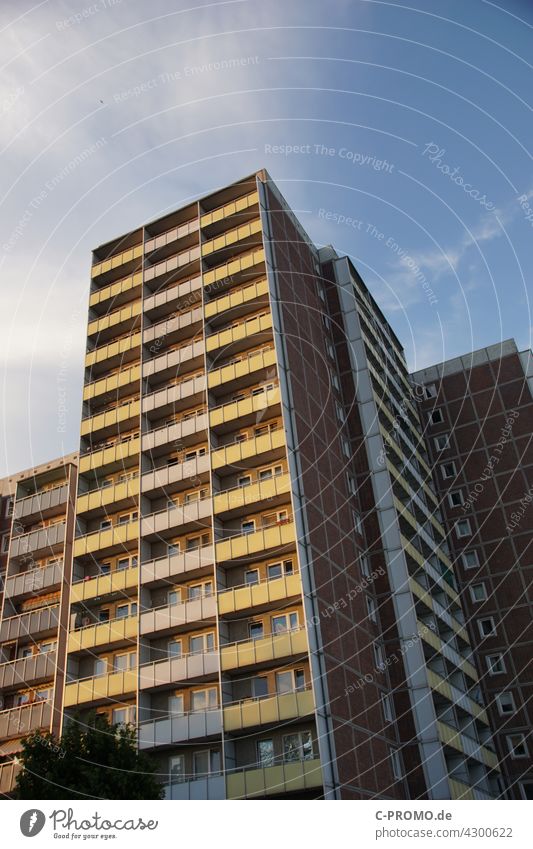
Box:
[193,749,220,777]
[241,520,255,535]
[462,550,479,569]
[276,672,293,694]
[168,641,182,658]
[168,543,180,556]
[191,688,218,712]
[117,557,129,571]
[238,475,252,487]
[507,734,528,758]
[94,659,106,677]
[283,731,313,762]
[272,612,298,634]
[169,694,184,716]
[267,562,282,580]
[486,654,505,675]
[257,739,274,767]
[478,617,496,637]
[470,583,487,603]
[169,755,185,784]
[496,692,515,716]
[245,569,259,585]
[168,590,179,606]
[251,676,268,699]
[249,622,264,640]
[99,563,111,575]
[112,708,128,726]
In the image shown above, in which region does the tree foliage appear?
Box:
[15,714,164,800]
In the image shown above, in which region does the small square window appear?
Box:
[241,520,255,535]
[347,475,357,496]
[424,384,437,399]
[366,597,378,623]
[507,734,528,759]
[374,643,385,669]
[342,438,351,459]
[245,569,259,585]
[381,694,394,723]
[434,435,450,451]
[461,550,479,570]
[448,490,464,508]
[353,510,363,534]
[486,653,506,675]
[429,409,444,425]
[390,748,403,780]
[478,617,496,638]
[441,462,456,479]
[496,692,515,716]
[469,583,487,603]
[455,519,471,538]
[360,556,371,578]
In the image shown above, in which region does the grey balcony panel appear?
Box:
[143,276,202,317]
[10,522,65,560]
[0,651,57,690]
[142,414,208,455]
[0,761,21,795]
[141,499,211,539]
[143,306,203,347]
[163,774,225,800]
[5,562,63,601]
[143,341,205,380]
[14,484,69,522]
[141,453,210,496]
[0,606,60,643]
[141,375,206,416]
[139,651,219,691]
[0,700,52,740]
[141,547,214,587]
[140,596,216,637]
[139,709,222,748]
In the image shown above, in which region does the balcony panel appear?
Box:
[80,399,140,439]
[141,499,211,540]
[83,363,140,403]
[209,387,281,433]
[223,689,314,732]
[143,341,205,383]
[140,596,216,638]
[5,562,63,602]
[139,709,222,749]
[139,651,218,691]
[63,670,137,707]
[143,308,203,352]
[164,774,225,800]
[215,522,295,564]
[0,700,53,741]
[87,300,142,342]
[89,272,142,314]
[9,522,65,561]
[206,313,273,356]
[221,628,308,672]
[211,428,286,472]
[85,331,141,372]
[208,349,277,396]
[201,218,262,262]
[73,521,138,559]
[200,190,259,233]
[91,244,143,280]
[203,248,265,290]
[143,276,202,322]
[0,606,59,643]
[76,478,139,517]
[68,616,137,654]
[14,484,69,524]
[142,375,206,419]
[0,651,57,691]
[79,436,140,475]
[144,218,199,258]
[426,669,488,725]
[70,566,139,604]
[218,573,301,617]
[213,474,290,519]
[226,758,322,799]
[141,547,214,588]
[141,454,210,497]
[204,278,269,324]
[143,246,201,290]
[142,413,208,456]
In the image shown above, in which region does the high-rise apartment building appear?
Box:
[412,340,533,800]
[0,454,78,795]
[0,171,516,800]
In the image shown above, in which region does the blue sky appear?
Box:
[0,0,531,475]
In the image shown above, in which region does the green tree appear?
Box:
[14,713,164,800]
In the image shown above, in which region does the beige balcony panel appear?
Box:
[141,453,210,496]
[142,414,208,454]
[143,340,204,380]
[79,437,140,474]
[0,700,53,741]
[139,709,222,749]
[5,561,63,602]
[14,484,68,523]
[63,670,137,707]
[141,547,214,587]
[0,606,59,643]
[70,566,139,604]
[0,651,57,691]
[9,522,65,560]
[221,628,308,672]
[68,616,137,653]
[142,375,206,416]
[139,651,219,691]
[218,573,301,616]
[141,498,211,539]
[140,596,216,637]
[211,428,286,471]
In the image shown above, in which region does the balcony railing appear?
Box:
[0,700,52,740]
[226,756,322,799]
[140,545,214,587]
[139,648,219,691]
[5,561,63,601]
[9,522,65,560]
[223,687,314,732]
[218,571,300,616]
[63,669,137,707]
[139,706,222,749]
[200,189,258,230]
[215,519,295,563]
[142,411,208,453]
[68,614,137,653]
[0,760,21,795]
[140,595,216,637]
[0,650,57,691]
[220,626,308,672]
[14,483,68,523]
[0,605,59,643]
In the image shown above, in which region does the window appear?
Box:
[330,371,340,392]
[186,536,200,551]
[251,676,269,699]
[353,510,363,534]
[455,519,471,538]
[347,475,357,496]
[283,731,313,762]
[39,642,55,654]
[116,604,130,619]
[193,749,221,777]
[188,581,213,600]
[360,556,371,578]
[448,490,464,508]
[276,669,305,694]
[169,694,184,716]
[1,535,9,553]
[478,617,496,638]
[262,510,288,527]
[168,640,182,658]
[470,583,487,603]
[168,542,180,556]
[429,409,444,425]
[434,435,450,451]
[249,621,264,640]
[267,559,294,580]
[424,384,437,399]
[190,633,215,655]
[507,734,528,759]
[168,590,180,606]
[238,475,251,487]
[496,692,516,716]
[99,562,111,575]
[342,438,351,459]
[335,401,345,424]
[520,782,533,801]
[94,659,107,677]
[381,695,394,723]
[461,550,479,570]
[366,597,378,623]
[100,519,112,530]
[390,748,403,780]
[18,647,32,659]
[169,755,185,785]
[114,652,136,671]
[191,688,218,712]
[117,557,129,571]
[244,569,259,585]
[441,462,456,479]
[272,612,298,634]
[257,739,274,767]
[374,643,385,669]
[35,689,50,702]
[241,520,255,535]
[486,653,506,675]
[112,707,135,726]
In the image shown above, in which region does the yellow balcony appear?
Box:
[426,669,488,724]
[79,436,140,474]
[226,757,322,799]
[83,363,140,402]
[80,399,140,438]
[437,721,499,770]
[0,760,21,795]
[221,628,308,672]
[76,478,139,516]
[212,428,285,471]
[91,244,143,278]
[223,688,314,732]
[85,331,141,369]
[200,190,259,230]
[202,218,262,258]
[203,248,265,289]
[87,300,141,340]
[74,520,138,558]
[449,778,493,801]
[89,272,142,311]
[208,348,277,392]
[216,521,295,563]
[70,566,139,604]
[204,278,269,321]
[209,386,280,431]
[206,313,272,354]
[409,578,469,644]
[401,536,459,605]
[219,573,301,617]
[214,473,289,517]
[68,615,137,653]
[63,669,137,707]
[417,620,477,682]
